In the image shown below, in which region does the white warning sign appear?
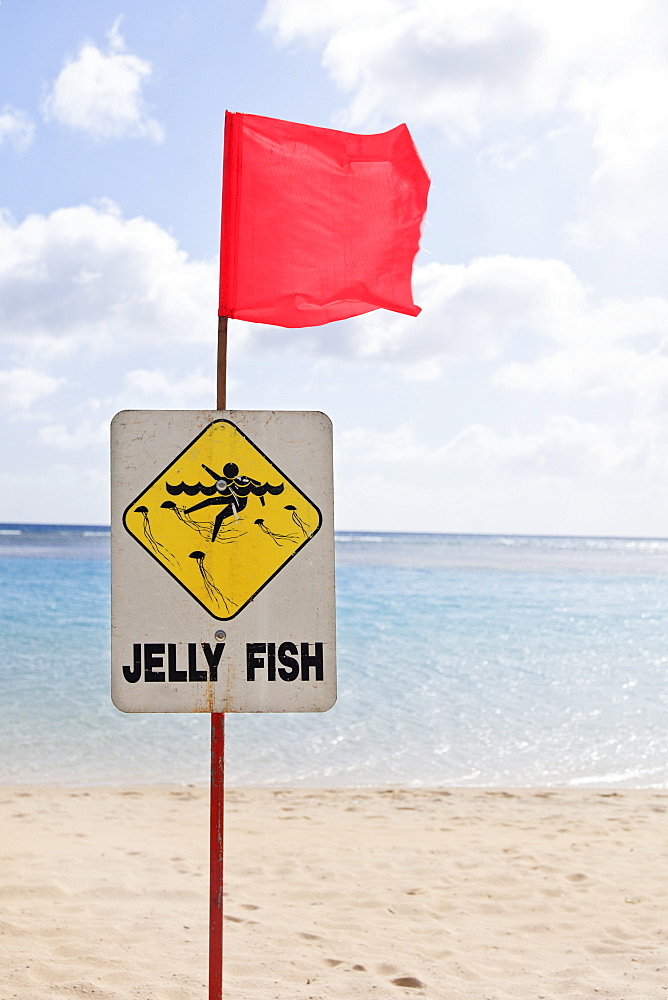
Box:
[111,410,336,715]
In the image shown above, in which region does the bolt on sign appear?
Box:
[111,410,336,714]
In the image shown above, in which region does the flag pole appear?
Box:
[217,315,228,411]
[209,314,228,1000]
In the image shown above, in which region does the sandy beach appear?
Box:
[3,785,668,999]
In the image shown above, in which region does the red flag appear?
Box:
[219,112,430,328]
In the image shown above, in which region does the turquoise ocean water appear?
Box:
[2,524,668,788]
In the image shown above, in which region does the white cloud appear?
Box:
[37,419,109,451]
[0,367,63,409]
[42,20,163,142]
[261,0,668,239]
[262,0,552,139]
[476,137,538,171]
[32,368,216,454]
[4,200,665,453]
[352,256,588,361]
[118,368,214,408]
[0,462,110,524]
[441,416,640,480]
[261,0,650,133]
[335,413,668,534]
[0,105,35,151]
[494,347,668,410]
[338,422,443,465]
[35,394,109,451]
[244,254,668,369]
[339,413,666,486]
[568,63,668,242]
[0,200,216,354]
[402,359,442,382]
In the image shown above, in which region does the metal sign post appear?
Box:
[210,708,225,1000]
[210,314,227,1000]
[110,319,336,1000]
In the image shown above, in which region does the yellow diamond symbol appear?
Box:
[122,419,322,620]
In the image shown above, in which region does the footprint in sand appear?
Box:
[392,975,426,989]
[380,966,425,989]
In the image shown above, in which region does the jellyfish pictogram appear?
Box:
[254,518,299,546]
[134,506,174,564]
[166,462,284,542]
[284,504,313,538]
[188,551,236,613]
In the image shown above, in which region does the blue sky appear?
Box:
[3,0,668,535]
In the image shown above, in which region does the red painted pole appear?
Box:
[209,710,225,1000]
[209,315,228,1000]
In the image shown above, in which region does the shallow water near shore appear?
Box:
[2,524,668,787]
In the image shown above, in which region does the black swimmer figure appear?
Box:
[166,462,284,542]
